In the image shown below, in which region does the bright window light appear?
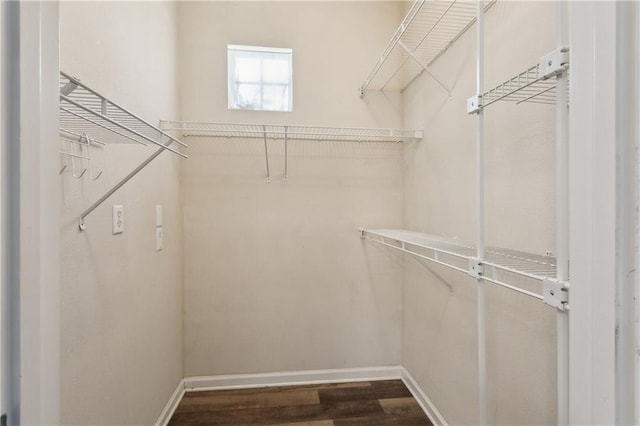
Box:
[227,45,293,112]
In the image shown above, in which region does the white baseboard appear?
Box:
[155,379,185,426]
[401,367,448,426]
[184,366,403,391]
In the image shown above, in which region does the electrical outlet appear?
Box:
[112,205,124,234]
[156,205,163,227]
[156,227,163,251]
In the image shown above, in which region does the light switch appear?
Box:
[156,205,163,227]
[112,205,124,234]
[156,227,163,251]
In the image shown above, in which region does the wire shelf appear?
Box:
[160,121,423,143]
[59,71,187,157]
[362,228,557,300]
[360,0,493,94]
[475,48,570,111]
[481,64,560,108]
[59,71,189,230]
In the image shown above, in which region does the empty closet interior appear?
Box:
[57,1,569,424]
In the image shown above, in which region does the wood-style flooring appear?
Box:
[169,380,433,426]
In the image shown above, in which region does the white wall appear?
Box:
[59,2,183,424]
[177,1,406,377]
[177,1,403,128]
[401,2,557,424]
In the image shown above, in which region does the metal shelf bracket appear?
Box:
[468,257,484,279]
[466,47,570,114]
[397,40,452,97]
[262,125,271,183]
[539,46,569,80]
[542,278,569,311]
[467,94,482,114]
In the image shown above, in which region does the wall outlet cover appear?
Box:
[112,205,124,234]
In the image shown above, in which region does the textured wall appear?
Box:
[59,2,183,424]
[177,1,406,377]
[402,2,557,424]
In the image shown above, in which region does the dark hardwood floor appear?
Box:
[169,380,433,426]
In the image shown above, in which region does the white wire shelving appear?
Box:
[161,121,420,183]
[160,121,423,143]
[359,0,494,96]
[460,7,570,424]
[361,228,557,300]
[60,72,187,155]
[482,64,557,107]
[59,71,188,230]
[467,47,569,112]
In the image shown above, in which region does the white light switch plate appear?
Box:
[112,205,124,234]
[156,227,163,251]
[156,205,163,227]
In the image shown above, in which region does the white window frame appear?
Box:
[227,44,293,112]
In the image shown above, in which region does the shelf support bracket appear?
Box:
[467,94,482,114]
[468,257,484,279]
[60,81,78,96]
[410,255,454,294]
[539,46,569,80]
[284,126,289,180]
[262,125,271,183]
[542,278,569,311]
[78,135,174,230]
[359,227,366,239]
[398,40,452,97]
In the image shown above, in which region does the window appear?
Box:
[227,45,293,112]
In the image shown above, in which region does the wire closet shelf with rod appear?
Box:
[59,71,188,230]
[359,0,495,97]
[160,120,423,182]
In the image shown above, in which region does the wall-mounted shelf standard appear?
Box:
[361,228,566,303]
[160,121,423,143]
[59,71,188,230]
[465,5,570,424]
[359,0,494,96]
[466,47,569,113]
[161,121,421,183]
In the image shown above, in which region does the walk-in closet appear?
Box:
[1,1,639,425]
